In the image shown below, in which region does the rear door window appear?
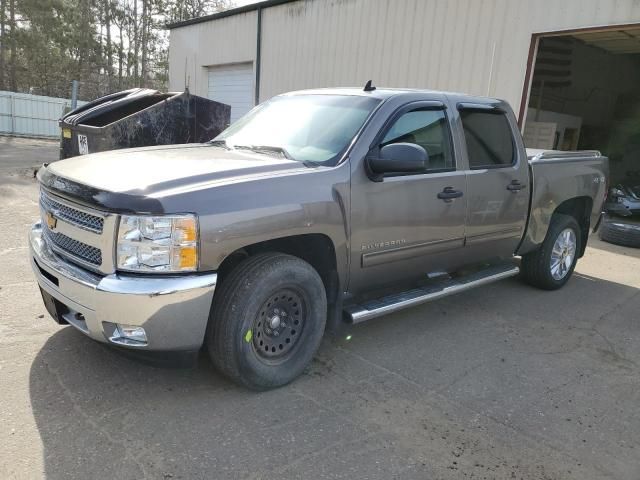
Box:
[460,110,515,169]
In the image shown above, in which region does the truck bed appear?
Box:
[518,149,608,255]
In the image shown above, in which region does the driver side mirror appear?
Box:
[367,143,428,182]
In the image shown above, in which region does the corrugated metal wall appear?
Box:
[169,10,257,98]
[169,0,640,113]
[0,91,86,138]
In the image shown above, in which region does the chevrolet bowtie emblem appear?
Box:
[46,211,57,230]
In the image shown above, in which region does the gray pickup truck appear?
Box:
[30,87,608,389]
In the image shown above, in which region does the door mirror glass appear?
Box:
[368,143,428,180]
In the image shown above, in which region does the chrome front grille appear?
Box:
[39,188,116,273]
[43,227,102,266]
[40,189,104,233]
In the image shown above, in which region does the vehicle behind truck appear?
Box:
[30,85,608,390]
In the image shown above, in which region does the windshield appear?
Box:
[213,94,381,165]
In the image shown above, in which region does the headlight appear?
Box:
[117,214,198,272]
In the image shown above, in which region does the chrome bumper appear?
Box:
[29,222,217,351]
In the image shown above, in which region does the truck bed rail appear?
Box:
[527,149,602,163]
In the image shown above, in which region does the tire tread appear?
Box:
[521,214,581,290]
[209,253,289,384]
[599,220,640,248]
[207,252,326,389]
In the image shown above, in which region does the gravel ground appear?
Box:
[0,136,58,177]
[1,140,639,480]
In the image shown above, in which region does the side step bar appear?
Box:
[344,263,520,324]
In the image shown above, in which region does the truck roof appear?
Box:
[282,87,502,104]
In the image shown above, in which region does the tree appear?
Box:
[0,0,5,90]
[165,0,232,24]
[9,0,16,91]
[104,0,114,90]
[140,0,148,86]
[0,0,234,99]
[112,2,126,89]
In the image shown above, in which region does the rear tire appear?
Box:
[521,214,581,290]
[207,253,327,390]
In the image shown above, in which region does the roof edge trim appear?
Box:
[166,0,299,29]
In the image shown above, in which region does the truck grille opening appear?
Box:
[40,190,104,233]
[34,258,59,286]
[43,227,102,266]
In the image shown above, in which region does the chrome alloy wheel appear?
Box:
[550,228,577,281]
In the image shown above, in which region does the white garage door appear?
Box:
[207,63,254,124]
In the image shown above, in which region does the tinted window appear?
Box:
[460,110,515,168]
[381,109,454,171]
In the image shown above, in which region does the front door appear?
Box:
[349,102,467,294]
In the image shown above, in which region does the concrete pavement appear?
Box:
[0,136,58,177]
[1,140,639,480]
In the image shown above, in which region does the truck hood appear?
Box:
[43,143,308,195]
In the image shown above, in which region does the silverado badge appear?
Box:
[46,211,57,230]
[361,239,406,251]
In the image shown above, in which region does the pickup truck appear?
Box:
[30,86,608,389]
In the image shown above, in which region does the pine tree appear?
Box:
[0,0,234,99]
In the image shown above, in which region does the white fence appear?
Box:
[0,91,87,138]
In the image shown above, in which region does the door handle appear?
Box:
[437,187,464,201]
[506,180,526,192]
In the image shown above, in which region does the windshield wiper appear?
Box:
[233,144,293,160]
[208,139,231,149]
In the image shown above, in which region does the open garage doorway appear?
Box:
[522,26,640,186]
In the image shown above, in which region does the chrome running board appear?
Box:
[344,263,520,324]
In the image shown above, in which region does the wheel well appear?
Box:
[553,196,593,257]
[216,234,341,329]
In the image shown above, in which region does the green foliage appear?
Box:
[0,0,234,100]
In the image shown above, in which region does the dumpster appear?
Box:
[59,88,231,159]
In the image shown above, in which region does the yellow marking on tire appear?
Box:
[244,329,253,343]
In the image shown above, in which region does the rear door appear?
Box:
[454,102,529,259]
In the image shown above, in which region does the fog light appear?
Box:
[108,323,148,346]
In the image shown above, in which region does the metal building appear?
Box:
[168,0,640,182]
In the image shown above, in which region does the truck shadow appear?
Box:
[28,328,244,479]
[28,272,640,479]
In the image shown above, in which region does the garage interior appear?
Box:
[524,26,640,184]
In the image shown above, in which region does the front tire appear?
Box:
[521,214,582,290]
[207,253,327,390]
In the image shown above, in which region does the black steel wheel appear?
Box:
[207,253,327,390]
[252,289,305,359]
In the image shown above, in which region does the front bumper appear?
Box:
[29,222,217,352]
